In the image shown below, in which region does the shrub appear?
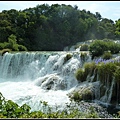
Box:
[114,67,120,84]
[71,92,82,102]
[64,53,72,63]
[83,62,96,77]
[0,43,5,49]
[89,40,108,58]
[75,68,85,82]
[89,40,120,59]
[0,34,28,52]
[18,45,27,51]
[2,42,10,49]
[80,52,87,62]
[108,41,120,54]
[97,62,117,84]
[86,106,99,118]
[12,44,19,51]
[80,44,89,51]
[102,51,112,60]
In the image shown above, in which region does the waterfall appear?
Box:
[0,51,85,111]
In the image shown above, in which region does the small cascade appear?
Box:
[0,51,91,111]
[0,52,49,80]
[0,51,119,113]
[99,77,115,105]
[107,80,115,103]
[116,83,120,107]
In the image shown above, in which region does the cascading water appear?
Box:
[0,51,119,115]
[0,51,83,112]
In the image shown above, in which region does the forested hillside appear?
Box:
[0,3,120,51]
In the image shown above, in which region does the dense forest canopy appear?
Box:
[0,3,120,51]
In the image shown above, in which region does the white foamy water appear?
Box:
[0,51,84,111]
[0,80,73,111]
[0,51,119,112]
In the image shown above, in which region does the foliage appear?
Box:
[18,45,28,51]
[83,62,96,77]
[102,51,112,60]
[89,40,120,59]
[97,62,117,84]
[114,67,120,83]
[71,92,82,102]
[0,4,119,51]
[85,106,99,118]
[75,68,85,82]
[80,52,88,62]
[74,57,120,106]
[0,92,102,118]
[89,40,108,58]
[64,53,72,63]
[80,44,89,51]
[115,19,120,39]
[94,56,120,64]
[75,62,96,82]
[71,89,94,102]
[0,34,27,51]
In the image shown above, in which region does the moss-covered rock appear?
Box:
[68,81,100,102]
[0,48,11,56]
[64,53,73,64]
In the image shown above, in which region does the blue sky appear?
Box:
[0,1,120,22]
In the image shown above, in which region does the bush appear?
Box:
[108,42,120,54]
[89,40,108,58]
[18,45,27,51]
[0,43,5,49]
[89,40,120,59]
[80,44,89,51]
[71,92,82,102]
[102,51,112,60]
[12,44,19,51]
[75,68,85,82]
[114,68,120,84]
[84,62,96,77]
[97,62,117,84]
[80,52,87,62]
[64,53,72,63]
[0,34,28,52]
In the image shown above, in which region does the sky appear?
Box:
[0,1,120,22]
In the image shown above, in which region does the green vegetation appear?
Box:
[84,62,96,77]
[71,89,94,102]
[97,62,117,84]
[80,44,89,51]
[75,57,120,84]
[75,62,96,82]
[71,92,82,102]
[75,68,85,82]
[80,52,88,62]
[102,51,112,60]
[0,92,101,118]
[89,40,120,59]
[74,57,120,105]
[0,34,27,52]
[64,53,73,63]
[0,4,120,51]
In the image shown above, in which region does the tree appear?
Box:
[95,12,102,21]
[115,19,120,39]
